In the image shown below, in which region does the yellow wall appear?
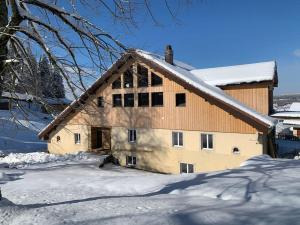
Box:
[111,127,265,174]
[47,124,90,154]
[47,125,265,173]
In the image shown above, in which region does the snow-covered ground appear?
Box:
[0,109,50,155]
[1,154,300,225]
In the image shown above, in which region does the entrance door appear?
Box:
[91,127,111,151]
[95,129,103,148]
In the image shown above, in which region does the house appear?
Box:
[42,97,72,115]
[0,92,41,111]
[272,102,300,138]
[38,46,278,174]
[0,91,71,114]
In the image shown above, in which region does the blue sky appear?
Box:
[79,0,300,95]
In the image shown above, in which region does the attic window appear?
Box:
[113,94,122,107]
[123,67,133,88]
[137,64,148,87]
[124,93,134,107]
[112,77,121,89]
[176,93,186,107]
[151,92,163,107]
[151,72,163,86]
[138,93,149,107]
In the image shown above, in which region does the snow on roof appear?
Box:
[135,49,275,127]
[283,119,300,127]
[272,112,300,118]
[136,50,195,71]
[190,61,276,86]
[1,91,34,101]
[289,102,300,112]
[45,98,72,105]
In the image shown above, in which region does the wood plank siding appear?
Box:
[63,60,269,134]
[222,85,270,115]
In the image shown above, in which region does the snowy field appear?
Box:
[1,153,300,225]
[0,109,50,155]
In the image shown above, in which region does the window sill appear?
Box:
[201,148,213,151]
[173,145,183,148]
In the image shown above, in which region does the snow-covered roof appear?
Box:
[289,102,300,112]
[272,112,300,118]
[283,119,300,127]
[1,92,35,101]
[45,98,72,105]
[190,61,276,86]
[135,49,275,127]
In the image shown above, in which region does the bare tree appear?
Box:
[0,0,191,114]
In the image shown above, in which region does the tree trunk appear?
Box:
[0,1,9,97]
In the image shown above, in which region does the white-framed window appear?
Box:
[172,132,183,147]
[126,156,136,166]
[180,163,194,174]
[74,133,81,144]
[128,129,136,143]
[201,133,213,150]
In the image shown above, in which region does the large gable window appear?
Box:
[113,94,122,107]
[138,93,149,107]
[123,68,133,88]
[151,92,163,107]
[112,77,121,89]
[151,72,163,86]
[137,64,148,87]
[124,93,134,107]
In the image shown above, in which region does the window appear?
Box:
[201,134,213,149]
[123,68,133,88]
[176,93,186,107]
[74,133,81,144]
[126,156,136,166]
[97,97,104,107]
[137,64,148,87]
[151,92,163,107]
[56,136,61,142]
[232,147,240,154]
[138,93,149,107]
[180,163,194,174]
[112,94,122,107]
[151,72,163,86]
[124,93,134,107]
[128,129,137,143]
[172,132,183,147]
[112,77,121,89]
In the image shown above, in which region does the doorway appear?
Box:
[91,127,111,152]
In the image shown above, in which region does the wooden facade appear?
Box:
[64,60,273,135]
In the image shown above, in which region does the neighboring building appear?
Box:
[0,91,71,114]
[42,98,72,115]
[0,92,41,111]
[272,102,300,137]
[39,46,277,174]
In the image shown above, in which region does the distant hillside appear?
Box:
[274,93,300,107]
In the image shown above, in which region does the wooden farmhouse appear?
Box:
[39,46,278,174]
